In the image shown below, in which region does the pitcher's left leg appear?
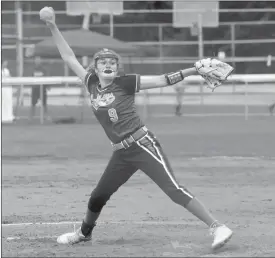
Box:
[134,132,233,249]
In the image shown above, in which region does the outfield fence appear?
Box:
[2,74,275,124]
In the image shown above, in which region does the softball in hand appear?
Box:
[40,7,55,24]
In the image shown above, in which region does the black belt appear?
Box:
[111,126,148,151]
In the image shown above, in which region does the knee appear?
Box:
[166,187,194,207]
[88,193,111,213]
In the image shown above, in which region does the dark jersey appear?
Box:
[85,73,144,143]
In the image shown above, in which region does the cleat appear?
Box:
[210,225,233,250]
[57,228,91,245]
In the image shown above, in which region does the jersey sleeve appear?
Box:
[118,74,141,95]
[84,72,98,94]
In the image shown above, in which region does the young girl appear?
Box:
[39,6,233,249]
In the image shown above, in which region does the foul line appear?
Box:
[3,220,199,242]
[6,235,58,241]
[2,220,199,227]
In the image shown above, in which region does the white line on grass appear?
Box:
[2,220,199,227]
[3,220,199,242]
[6,236,58,241]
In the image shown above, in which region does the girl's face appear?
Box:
[95,57,118,80]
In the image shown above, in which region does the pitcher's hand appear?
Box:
[40,6,56,27]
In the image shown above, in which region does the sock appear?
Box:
[81,209,100,236]
[81,221,96,237]
[185,197,222,228]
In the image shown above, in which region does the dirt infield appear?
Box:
[2,115,275,257]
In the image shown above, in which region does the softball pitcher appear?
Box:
[40,7,234,250]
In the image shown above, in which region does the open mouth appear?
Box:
[104,69,113,74]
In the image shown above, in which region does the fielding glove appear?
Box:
[195,58,234,91]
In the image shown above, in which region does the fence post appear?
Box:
[200,82,204,105]
[158,24,163,75]
[244,81,248,120]
[230,23,236,68]
[198,13,203,59]
[143,90,149,121]
[110,13,114,37]
[40,84,44,124]
[231,23,236,93]
[15,1,24,112]
[64,63,69,88]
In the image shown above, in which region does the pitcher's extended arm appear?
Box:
[139,68,197,90]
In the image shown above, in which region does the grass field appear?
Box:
[2,108,275,257]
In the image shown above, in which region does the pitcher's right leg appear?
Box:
[57,151,137,245]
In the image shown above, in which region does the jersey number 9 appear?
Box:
[108,108,118,122]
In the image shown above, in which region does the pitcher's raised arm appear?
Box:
[39,7,87,82]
